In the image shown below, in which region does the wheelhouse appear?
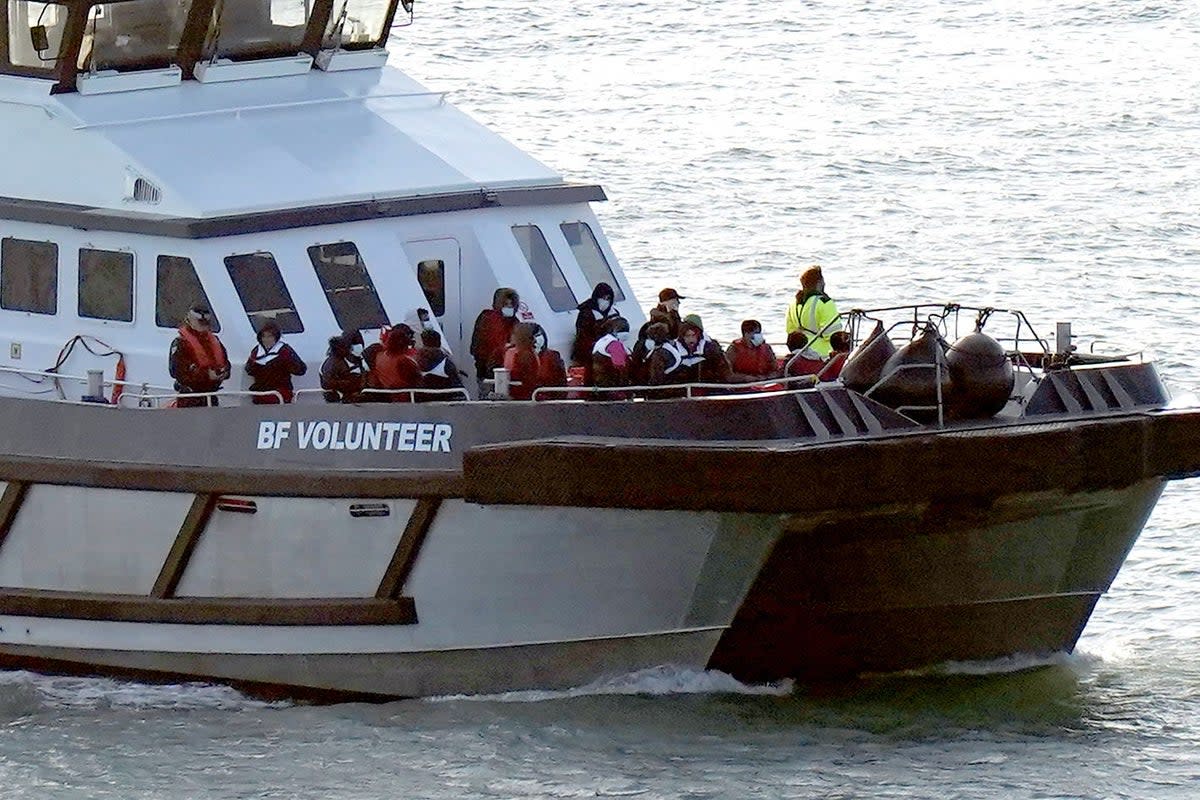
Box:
[1,0,409,93]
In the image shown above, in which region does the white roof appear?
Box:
[0,66,564,218]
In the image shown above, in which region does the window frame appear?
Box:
[1,236,59,315]
[77,246,134,323]
[560,221,624,302]
[511,224,578,313]
[223,250,304,335]
[416,259,446,318]
[306,241,389,333]
[155,254,220,331]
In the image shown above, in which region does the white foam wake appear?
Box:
[427,664,794,703]
[877,651,1092,679]
[0,669,285,711]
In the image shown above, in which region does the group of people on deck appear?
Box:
[467,265,851,400]
[167,265,848,406]
[168,305,461,406]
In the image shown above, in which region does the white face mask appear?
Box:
[597,298,612,313]
[351,343,364,357]
[501,306,516,319]
[643,338,656,352]
[749,333,764,346]
[616,331,633,344]
[534,336,547,352]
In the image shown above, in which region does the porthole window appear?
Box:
[416,259,445,317]
[511,225,576,312]
[307,242,389,332]
[78,248,134,322]
[560,222,624,301]
[224,251,303,334]
[1,237,58,315]
[157,255,220,331]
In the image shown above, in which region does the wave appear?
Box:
[0,669,285,713]
[426,664,794,703]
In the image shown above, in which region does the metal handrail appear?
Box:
[291,386,471,402]
[529,374,822,402]
[115,389,285,408]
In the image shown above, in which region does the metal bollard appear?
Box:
[1056,322,1073,355]
[492,367,511,399]
[86,369,104,400]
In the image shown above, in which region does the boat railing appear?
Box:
[115,389,287,408]
[529,374,821,402]
[290,387,472,403]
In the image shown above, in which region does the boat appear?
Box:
[0,0,1198,701]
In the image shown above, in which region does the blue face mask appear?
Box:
[750,333,764,346]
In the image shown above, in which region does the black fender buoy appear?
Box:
[840,320,897,393]
[946,331,1014,419]
[871,325,951,421]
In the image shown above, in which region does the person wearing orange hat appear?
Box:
[785,265,842,357]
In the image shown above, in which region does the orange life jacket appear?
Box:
[176,325,225,372]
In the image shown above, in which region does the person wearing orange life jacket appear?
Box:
[244,320,307,404]
[169,305,231,407]
[817,331,853,382]
[502,322,542,400]
[785,265,842,357]
[726,319,779,383]
[368,323,421,402]
[783,331,824,379]
[531,323,567,396]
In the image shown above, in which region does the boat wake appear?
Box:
[0,670,285,713]
[426,665,794,704]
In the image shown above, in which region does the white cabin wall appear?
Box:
[0,202,643,402]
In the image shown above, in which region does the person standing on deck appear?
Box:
[785,265,842,357]
[470,288,520,393]
[572,282,620,368]
[169,305,230,407]
[244,320,307,404]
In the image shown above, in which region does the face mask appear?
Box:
[616,331,633,343]
[351,344,364,357]
[643,338,656,352]
[422,319,438,331]
[664,299,679,312]
[750,333,764,346]
[598,299,612,313]
[534,336,547,352]
[501,306,516,318]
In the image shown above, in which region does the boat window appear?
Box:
[78,248,133,322]
[416,259,445,317]
[204,0,310,61]
[6,1,69,70]
[321,0,390,50]
[77,0,190,73]
[307,242,389,332]
[560,222,624,302]
[157,255,220,331]
[223,251,303,334]
[511,225,577,312]
[1,237,57,315]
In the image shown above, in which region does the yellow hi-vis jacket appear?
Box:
[785,293,842,357]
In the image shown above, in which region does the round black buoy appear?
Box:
[871,325,951,422]
[946,331,1014,419]
[840,320,897,393]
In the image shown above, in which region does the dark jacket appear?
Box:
[170,327,231,407]
[573,288,618,365]
[320,355,364,403]
[245,342,307,404]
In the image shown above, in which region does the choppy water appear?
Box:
[4,1,1200,797]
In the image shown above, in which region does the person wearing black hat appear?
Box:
[654,288,685,338]
[572,282,620,368]
[169,305,230,407]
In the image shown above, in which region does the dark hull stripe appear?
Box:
[0,184,606,239]
[376,498,441,599]
[0,589,416,626]
[0,455,462,499]
[151,493,215,599]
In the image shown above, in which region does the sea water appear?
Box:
[2,1,1199,797]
